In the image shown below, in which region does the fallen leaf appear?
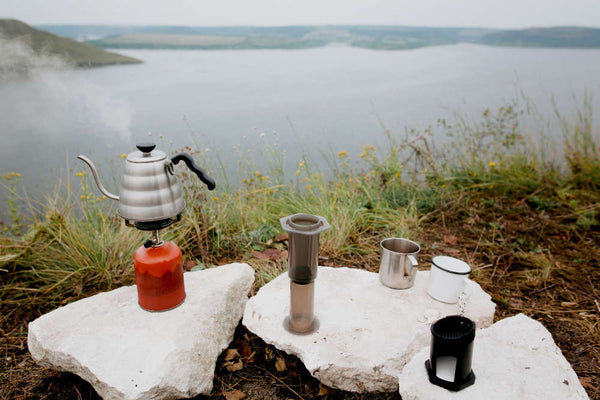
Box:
[275,357,287,372]
[252,251,270,260]
[265,248,286,260]
[224,349,240,361]
[264,347,275,361]
[579,376,594,390]
[443,234,458,245]
[318,383,336,396]
[223,389,246,400]
[184,260,197,271]
[252,249,286,261]
[224,359,244,372]
[240,342,252,358]
[561,301,578,307]
[217,258,228,266]
[275,232,288,242]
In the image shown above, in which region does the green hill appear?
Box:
[480,27,600,48]
[0,19,141,66]
[83,25,494,50]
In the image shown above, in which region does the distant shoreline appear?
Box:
[37,24,600,51]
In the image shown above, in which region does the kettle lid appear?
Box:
[127,142,167,163]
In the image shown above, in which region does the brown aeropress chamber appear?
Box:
[280,213,330,334]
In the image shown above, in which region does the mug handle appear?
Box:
[408,255,418,266]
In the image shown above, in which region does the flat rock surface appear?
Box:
[398,313,589,400]
[28,263,255,400]
[242,267,496,392]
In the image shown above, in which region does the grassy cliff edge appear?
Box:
[0,19,142,67]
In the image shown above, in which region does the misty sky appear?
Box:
[2,0,600,28]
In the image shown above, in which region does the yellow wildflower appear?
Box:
[80,195,84,199]
[10,172,15,177]
[442,184,446,188]
[213,197,219,202]
[473,172,477,177]
[121,154,127,158]
[15,173,20,177]
[221,193,227,197]
[102,196,106,200]
[299,161,305,168]
[295,170,300,176]
[489,162,496,167]
[337,150,348,158]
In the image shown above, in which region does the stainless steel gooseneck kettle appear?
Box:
[77,142,215,230]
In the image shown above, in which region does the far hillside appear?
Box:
[0,19,141,67]
[40,24,497,50]
[479,26,600,48]
[38,24,600,51]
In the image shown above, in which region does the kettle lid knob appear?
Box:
[136,142,156,154]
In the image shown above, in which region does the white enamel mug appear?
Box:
[427,256,472,303]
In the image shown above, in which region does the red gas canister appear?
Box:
[133,240,186,311]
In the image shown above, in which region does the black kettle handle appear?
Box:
[171,153,216,191]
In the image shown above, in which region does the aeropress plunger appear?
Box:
[280,213,330,334]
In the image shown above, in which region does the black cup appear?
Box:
[425,315,476,391]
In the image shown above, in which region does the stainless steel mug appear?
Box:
[379,238,420,289]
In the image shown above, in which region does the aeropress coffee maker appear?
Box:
[425,315,476,391]
[280,213,330,334]
[78,142,215,311]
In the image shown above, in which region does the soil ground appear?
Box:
[1,195,598,399]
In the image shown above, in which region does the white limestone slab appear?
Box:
[242,267,495,392]
[398,313,589,400]
[28,263,255,400]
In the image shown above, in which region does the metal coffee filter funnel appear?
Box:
[280,213,330,334]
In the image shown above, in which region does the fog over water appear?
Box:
[1,42,600,213]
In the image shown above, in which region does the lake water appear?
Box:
[1,43,599,208]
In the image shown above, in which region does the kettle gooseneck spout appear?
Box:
[76,155,120,201]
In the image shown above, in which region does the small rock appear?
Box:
[242,267,495,392]
[28,263,255,400]
[397,313,589,400]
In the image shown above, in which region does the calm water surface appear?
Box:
[1,44,599,206]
